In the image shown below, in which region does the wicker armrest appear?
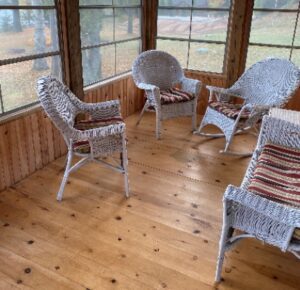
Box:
[136,82,161,106]
[224,185,300,227]
[206,86,242,97]
[137,82,159,92]
[76,99,121,119]
[269,108,300,125]
[206,85,243,102]
[180,77,201,97]
[71,123,125,142]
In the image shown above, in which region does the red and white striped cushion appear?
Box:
[74,117,123,131]
[160,88,194,105]
[209,101,251,119]
[73,117,124,154]
[248,142,300,241]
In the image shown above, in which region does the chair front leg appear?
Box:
[215,200,234,282]
[192,98,198,131]
[222,130,235,153]
[122,133,130,198]
[57,145,73,201]
[136,102,147,126]
[155,108,162,140]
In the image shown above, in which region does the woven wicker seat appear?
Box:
[73,117,124,154]
[36,76,129,201]
[160,88,194,105]
[195,58,300,155]
[215,109,300,282]
[132,50,202,139]
[208,101,251,119]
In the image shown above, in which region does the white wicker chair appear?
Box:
[132,50,202,139]
[216,109,300,282]
[195,58,300,155]
[36,76,129,201]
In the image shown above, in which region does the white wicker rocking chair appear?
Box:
[195,58,300,155]
[216,108,300,282]
[132,50,202,139]
[37,76,129,201]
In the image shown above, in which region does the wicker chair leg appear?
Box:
[216,199,234,282]
[221,131,235,153]
[122,134,130,198]
[136,103,147,126]
[215,229,228,282]
[215,226,235,282]
[57,148,73,201]
[156,111,162,140]
[192,101,198,131]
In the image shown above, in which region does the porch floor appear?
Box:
[0,112,299,290]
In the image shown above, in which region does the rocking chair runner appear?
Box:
[195,58,300,155]
[132,50,202,139]
[36,76,129,201]
[216,108,300,282]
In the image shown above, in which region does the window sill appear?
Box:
[0,103,42,125]
[184,69,227,80]
[0,72,134,125]
[84,72,133,94]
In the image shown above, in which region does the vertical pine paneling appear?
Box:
[0,125,13,190]
[24,115,36,174]
[84,75,145,118]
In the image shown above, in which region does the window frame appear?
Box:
[156,1,233,75]
[0,0,65,117]
[246,1,300,67]
[79,1,142,87]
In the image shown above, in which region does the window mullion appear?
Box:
[186,0,193,69]
[290,1,300,59]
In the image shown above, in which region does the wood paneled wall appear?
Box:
[0,109,66,192]
[84,75,144,118]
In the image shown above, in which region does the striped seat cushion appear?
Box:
[248,142,300,241]
[209,101,251,119]
[160,88,194,105]
[73,117,123,154]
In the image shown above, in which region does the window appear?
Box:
[79,0,142,87]
[247,0,300,68]
[0,0,62,116]
[156,0,232,73]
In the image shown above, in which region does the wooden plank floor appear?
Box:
[0,112,299,290]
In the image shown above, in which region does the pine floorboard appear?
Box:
[0,112,299,290]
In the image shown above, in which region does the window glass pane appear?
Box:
[157,9,191,39]
[116,40,139,74]
[159,0,192,7]
[156,39,188,67]
[115,8,140,41]
[294,18,300,46]
[188,42,225,72]
[191,10,229,41]
[0,9,59,60]
[193,0,231,8]
[250,11,297,46]
[82,45,115,86]
[113,0,140,5]
[0,55,61,113]
[0,0,55,6]
[246,45,291,68]
[291,49,300,66]
[254,0,299,9]
[79,0,112,5]
[80,8,113,47]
